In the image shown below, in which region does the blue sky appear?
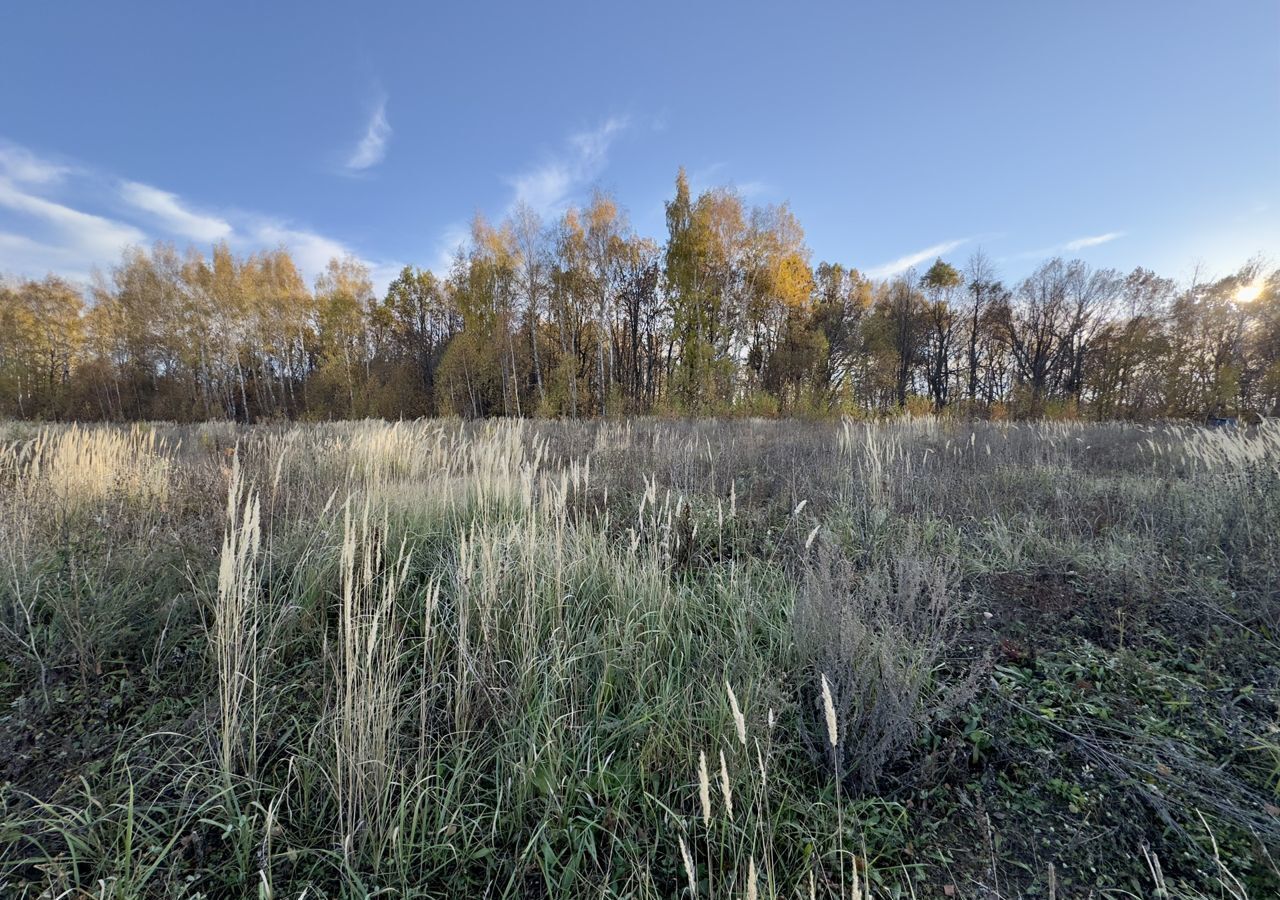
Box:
[2,1,1277,292]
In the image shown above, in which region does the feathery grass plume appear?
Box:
[417,574,443,760]
[698,749,712,825]
[333,495,412,863]
[804,524,820,550]
[746,856,758,900]
[726,680,747,746]
[820,673,838,749]
[719,749,734,821]
[211,453,262,778]
[822,667,846,899]
[679,835,698,897]
[22,424,172,523]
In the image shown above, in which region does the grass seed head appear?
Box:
[821,673,838,749]
[698,750,712,826]
[719,749,734,821]
[726,680,747,746]
[679,835,697,898]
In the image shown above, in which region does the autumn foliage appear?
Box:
[3,171,1276,422]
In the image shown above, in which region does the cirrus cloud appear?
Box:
[0,176,145,259]
[120,180,233,243]
[345,96,391,172]
[1064,231,1125,251]
[0,137,399,292]
[864,237,970,279]
[506,115,630,216]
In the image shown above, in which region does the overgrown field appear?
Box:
[1,418,1277,898]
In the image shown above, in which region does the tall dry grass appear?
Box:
[332,496,412,863]
[1,416,1276,898]
[211,454,263,779]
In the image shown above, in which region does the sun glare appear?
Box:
[1234,276,1265,304]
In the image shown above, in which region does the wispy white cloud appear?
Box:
[0,176,146,259]
[506,116,630,216]
[252,221,353,279]
[345,96,391,172]
[120,180,233,243]
[0,138,397,291]
[0,141,73,185]
[686,161,726,193]
[1006,230,1128,261]
[736,180,771,199]
[865,238,969,280]
[685,162,769,199]
[0,232,95,283]
[249,220,402,293]
[567,116,627,168]
[1063,231,1125,251]
[431,221,468,276]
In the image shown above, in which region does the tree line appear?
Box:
[2,170,1277,422]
